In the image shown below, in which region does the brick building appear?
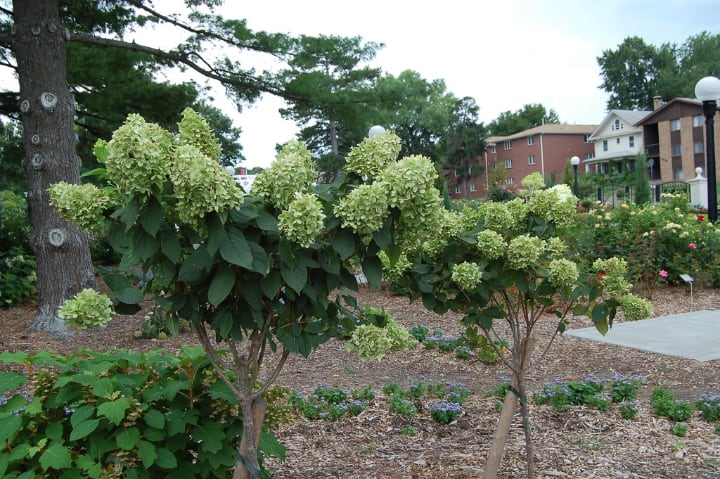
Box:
[448,124,597,199]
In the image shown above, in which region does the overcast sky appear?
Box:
[202,0,718,168]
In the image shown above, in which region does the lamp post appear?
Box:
[570,156,580,197]
[368,125,385,138]
[695,76,720,222]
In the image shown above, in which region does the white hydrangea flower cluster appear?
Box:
[345,130,402,178]
[395,191,445,253]
[170,144,244,229]
[104,114,173,195]
[379,251,412,284]
[547,258,578,289]
[528,184,577,227]
[451,261,483,292]
[507,234,543,270]
[250,140,316,210]
[58,288,114,329]
[333,183,388,234]
[476,229,506,260]
[177,107,222,162]
[278,192,326,248]
[48,182,116,232]
[421,209,463,257]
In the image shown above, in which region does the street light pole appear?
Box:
[695,76,720,222]
[570,156,580,197]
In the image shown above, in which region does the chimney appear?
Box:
[653,96,664,110]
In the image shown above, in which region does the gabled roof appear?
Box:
[589,109,651,140]
[635,97,707,125]
[485,123,597,144]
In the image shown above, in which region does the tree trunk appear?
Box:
[234,397,267,479]
[483,338,536,479]
[13,0,95,335]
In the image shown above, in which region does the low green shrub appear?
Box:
[0,347,285,478]
[0,247,36,307]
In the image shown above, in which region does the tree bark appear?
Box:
[13,0,95,335]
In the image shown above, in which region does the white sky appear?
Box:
[205,0,719,168]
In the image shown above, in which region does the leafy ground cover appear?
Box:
[1,285,719,478]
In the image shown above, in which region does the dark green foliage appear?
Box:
[0,190,31,253]
[0,347,285,478]
[0,247,36,307]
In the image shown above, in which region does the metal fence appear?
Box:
[653,181,690,202]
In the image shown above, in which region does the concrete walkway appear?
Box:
[565,310,720,361]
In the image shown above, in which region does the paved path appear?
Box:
[565,310,720,361]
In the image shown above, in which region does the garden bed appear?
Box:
[1,285,719,478]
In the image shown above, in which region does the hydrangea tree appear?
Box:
[49,109,443,478]
[389,184,651,479]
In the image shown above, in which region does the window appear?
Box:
[671,119,681,131]
[616,138,620,144]
[470,183,477,192]
[584,134,592,143]
[528,154,536,165]
[612,119,623,131]
[506,177,514,185]
[671,143,682,156]
[454,183,462,194]
[629,135,635,147]
[491,144,497,153]
[585,152,594,160]
[505,159,513,169]
[693,115,704,127]
[527,135,534,145]
[695,141,705,154]
[504,140,512,150]
[602,140,608,152]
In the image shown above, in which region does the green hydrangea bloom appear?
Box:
[395,191,445,253]
[170,144,244,229]
[379,251,412,284]
[334,183,388,234]
[250,140,316,209]
[543,237,567,259]
[479,201,517,232]
[547,258,578,289]
[507,234,543,270]
[345,130,402,178]
[451,261,483,292]
[346,324,394,361]
[618,294,653,321]
[528,184,577,227]
[593,257,632,298]
[477,229,506,260]
[385,318,418,350]
[177,107,222,162]
[58,288,114,329]
[105,114,173,195]
[377,155,437,209]
[48,182,116,232]
[278,192,326,248]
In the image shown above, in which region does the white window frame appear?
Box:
[454,183,462,194]
[671,119,681,131]
[527,135,534,145]
[693,115,704,127]
[629,135,635,147]
[504,140,512,150]
[470,183,477,192]
[505,159,513,169]
[602,140,608,151]
[528,154,536,165]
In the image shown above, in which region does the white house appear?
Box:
[587,110,652,175]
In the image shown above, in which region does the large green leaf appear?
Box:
[155,447,178,469]
[140,196,163,237]
[97,397,130,426]
[116,427,140,450]
[0,416,22,444]
[331,228,355,260]
[220,227,253,268]
[137,440,158,468]
[39,443,72,471]
[178,247,213,282]
[362,255,383,289]
[260,271,282,298]
[0,372,26,392]
[153,257,176,287]
[130,228,160,261]
[117,197,139,226]
[205,213,225,255]
[159,230,182,263]
[116,287,144,305]
[102,273,131,293]
[249,240,269,274]
[281,264,307,294]
[69,419,100,441]
[208,267,236,307]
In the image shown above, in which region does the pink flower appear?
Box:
[688,243,696,250]
[659,270,669,278]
